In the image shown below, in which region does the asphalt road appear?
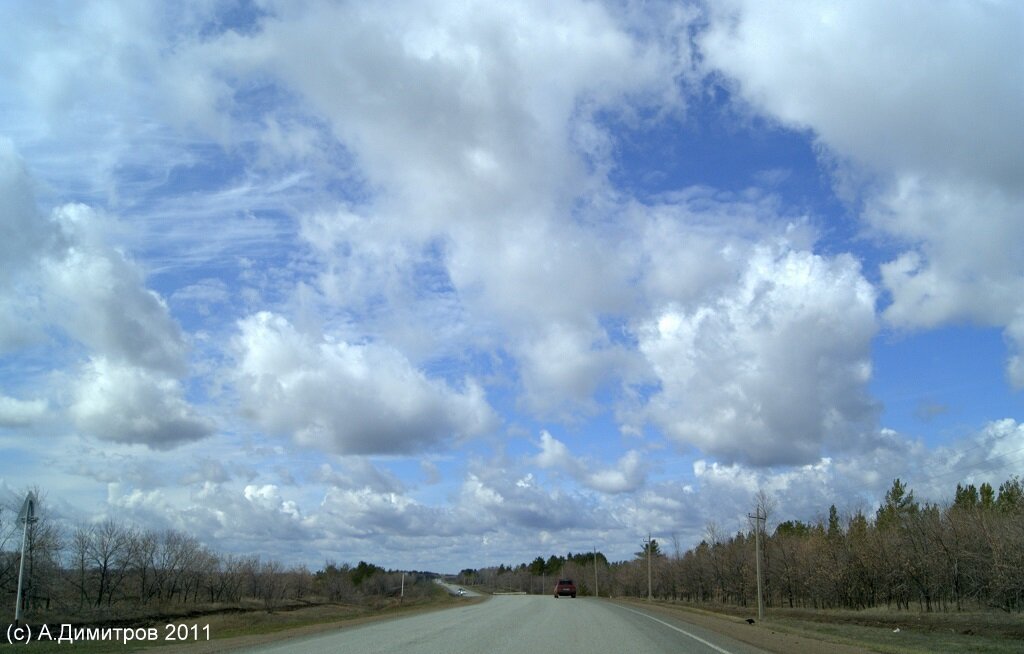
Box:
[435,579,482,597]
[245,595,770,654]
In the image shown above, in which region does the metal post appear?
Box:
[593,546,599,598]
[15,517,28,625]
[14,493,36,626]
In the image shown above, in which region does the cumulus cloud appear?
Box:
[584,450,647,494]
[210,0,690,412]
[0,138,53,280]
[231,0,687,216]
[0,395,47,428]
[700,1,1023,184]
[457,467,600,531]
[0,139,54,350]
[69,357,213,449]
[700,0,1024,385]
[193,482,312,544]
[232,311,495,455]
[638,246,878,465]
[318,486,448,538]
[0,140,207,449]
[516,323,632,417]
[45,204,188,375]
[534,430,647,494]
[916,419,1024,498]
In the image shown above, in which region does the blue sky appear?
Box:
[1,0,1022,572]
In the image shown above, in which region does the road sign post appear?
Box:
[14,492,37,626]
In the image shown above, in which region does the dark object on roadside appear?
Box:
[745,618,755,624]
[553,578,577,598]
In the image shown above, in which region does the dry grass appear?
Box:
[648,600,1024,654]
[12,588,472,653]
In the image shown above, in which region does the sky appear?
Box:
[1,0,1022,573]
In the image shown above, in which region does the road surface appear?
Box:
[435,579,482,597]
[244,595,770,654]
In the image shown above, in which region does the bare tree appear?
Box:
[87,520,135,607]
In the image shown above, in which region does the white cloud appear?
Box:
[231,0,686,218]
[638,246,878,465]
[584,450,646,494]
[0,139,55,350]
[700,0,1024,386]
[190,482,313,544]
[535,430,572,469]
[914,419,1024,499]
[232,311,495,455]
[312,459,405,495]
[873,178,1024,327]
[0,395,47,428]
[318,486,447,538]
[44,206,188,375]
[534,430,647,494]
[700,1,1023,185]
[0,140,207,450]
[0,138,53,281]
[516,323,631,417]
[204,0,690,393]
[457,467,601,531]
[45,229,208,445]
[69,357,213,449]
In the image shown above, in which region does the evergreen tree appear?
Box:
[996,476,1023,511]
[827,504,842,538]
[876,478,918,529]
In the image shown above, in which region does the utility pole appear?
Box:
[593,546,599,598]
[747,508,765,621]
[643,532,653,601]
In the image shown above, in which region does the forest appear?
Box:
[3,476,1022,626]
[0,502,433,624]
[458,477,1024,613]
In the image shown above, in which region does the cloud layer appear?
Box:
[1,1,1021,571]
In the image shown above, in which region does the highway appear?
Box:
[244,595,770,654]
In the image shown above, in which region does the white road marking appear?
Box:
[615,605,736,654]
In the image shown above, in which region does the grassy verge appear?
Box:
[11,588,480,653]
[637,599,1024,654]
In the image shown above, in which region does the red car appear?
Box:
[553,578,576,598]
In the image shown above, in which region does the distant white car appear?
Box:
[458,588,465,596]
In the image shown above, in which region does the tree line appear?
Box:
[458,477,1024,613]
[1,496,433,623]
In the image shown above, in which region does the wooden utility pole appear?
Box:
[644,532,653,601]
[748,509,765,621]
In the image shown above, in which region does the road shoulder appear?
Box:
[608,599,873,654]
